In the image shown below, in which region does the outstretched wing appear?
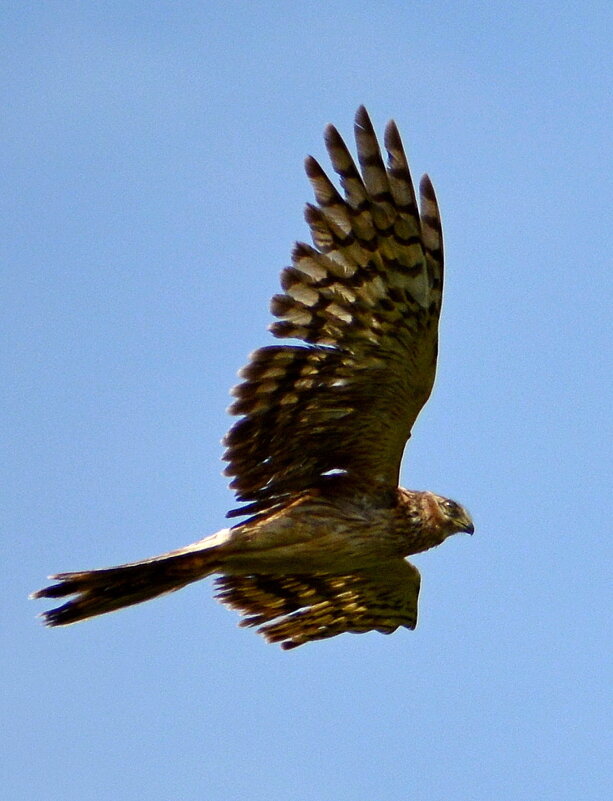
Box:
[224,106,443,518]
[214,559,421,649]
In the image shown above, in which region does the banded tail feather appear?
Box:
[31,546,221,627]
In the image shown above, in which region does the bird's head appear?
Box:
[427,493,474,540]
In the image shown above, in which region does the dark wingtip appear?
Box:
[355,104,368,123]
[354,105,373,132]
[384,119,402,150]
[323,122,343,150]
[419,173,436,199]
[280,640,302,651]
[304,154,324,179]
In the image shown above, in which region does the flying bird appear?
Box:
[32,107,473,649]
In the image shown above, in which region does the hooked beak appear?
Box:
[458,508,474,535]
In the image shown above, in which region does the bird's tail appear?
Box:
[31,544,221,627]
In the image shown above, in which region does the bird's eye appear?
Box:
[442,499,460,516]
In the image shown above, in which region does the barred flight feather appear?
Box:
[223,106,443,519]
[214,561,420,649]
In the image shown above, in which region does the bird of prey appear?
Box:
[32,107,473,649]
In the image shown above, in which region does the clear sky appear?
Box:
[3,3,611,800]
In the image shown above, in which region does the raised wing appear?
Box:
[224,106,443,518]
[214,559,421,649]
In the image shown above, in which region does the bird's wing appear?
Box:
[214,559,421,649]
[224,106,443,519]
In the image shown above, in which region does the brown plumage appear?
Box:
[32,107,473,649]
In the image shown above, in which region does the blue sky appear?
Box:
[3,3,611,800]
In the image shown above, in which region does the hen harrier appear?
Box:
[33,107,473,649]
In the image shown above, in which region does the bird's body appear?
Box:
[33,107,473,649]
[209,484,459,574]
